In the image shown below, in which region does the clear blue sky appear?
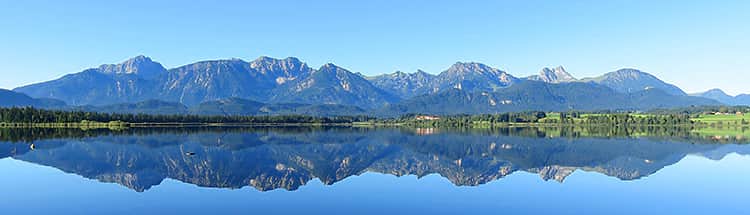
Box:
[1,0,748,95]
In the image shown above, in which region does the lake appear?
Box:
[0,126,748,214]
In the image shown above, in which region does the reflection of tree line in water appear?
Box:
[447,126,750,143]
[0,126,361,143]
[0,125,748,144]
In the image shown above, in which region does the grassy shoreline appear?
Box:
[2,121,748,128]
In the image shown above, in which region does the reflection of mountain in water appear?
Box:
[1,127,749,192]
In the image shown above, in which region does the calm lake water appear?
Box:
[0,127,748,214]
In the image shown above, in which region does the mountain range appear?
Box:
[2,55,743,116]
[690,89,750,106]
[0,89,65,108]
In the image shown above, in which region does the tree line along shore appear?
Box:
[0,107,749,129]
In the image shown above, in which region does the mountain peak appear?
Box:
[367,69,437,99]
[448,62,491,72]
[704,88,727,94]
[319,63,341,71]
[97,55,166,80]
[254,56,274,61]
[611,68,653,78]
[283,56,302,62]
[383,70,433,78]
[445,62,510,77]
[529,66,576,83]
[249,56,312,84]
[693,88,732,98]
[250,56,305,68]
[272,62,398,109]
[121,55,157,66]
[384,71,409,78]
[691,88,738,105]
[251,56,301,64]
[315,63,352,77]
[437,61,517,92]
[128,55,151,62]
[582,68,686,96]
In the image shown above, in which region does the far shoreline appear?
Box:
[1,121,747,129]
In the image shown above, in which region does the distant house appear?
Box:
[415,115,440,120]
[737,112,744,116]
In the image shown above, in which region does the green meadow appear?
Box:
[692,114,750,124]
